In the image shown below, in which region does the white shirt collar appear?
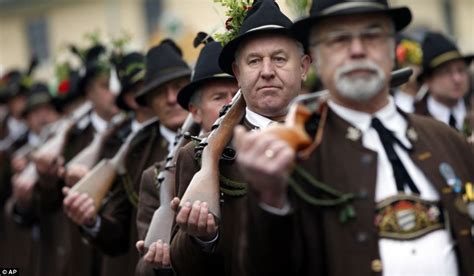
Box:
[27,132,42,147]
[393,89,415,113]
[245,107,277,129]
[132,117,158,133]
[328,96,411,147]
[7,116,27,140]
[131,120,141,133]
[427,95,466,130]
[159,124,177,152]
[90,111,108,134]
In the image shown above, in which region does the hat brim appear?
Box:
[135,68,191,106]
[420,54,474,80]
[116,79,144,111]
[291,7,412,47]
[177,75,235,110]
[219,27,292,76]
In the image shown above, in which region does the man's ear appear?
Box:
[123,92,138,110]
[300,54,312,81]
[188,104,202,124]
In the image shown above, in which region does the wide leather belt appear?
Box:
[375,194,445,240]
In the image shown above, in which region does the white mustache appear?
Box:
[335,61,384,79]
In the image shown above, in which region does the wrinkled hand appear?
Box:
[62,187,96,226]
[11,156,28,174]
[233,125,295,208]
[136,240,171,269]
[63,164,89,187]
[171,197,218,241]
[12,174,35,209]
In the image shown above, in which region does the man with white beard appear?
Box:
[234,0,474,275]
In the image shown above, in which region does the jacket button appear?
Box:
[358,189,368,199]
[57,246,65,256]
[356,231,368,243]
[361,154,373,165]
[371,259,383,273]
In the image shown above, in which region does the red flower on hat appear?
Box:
[396,46,407,64]
[58,79,70,95]
[396,40,422,66]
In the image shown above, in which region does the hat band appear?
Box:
[430,51,463,69]
[191,72,233,82]
[320,2,387,15]
[123,62,145,78]
[245,25,286,34]
[212,73,232,78]
[28,94,52,108]
[130,69,145,84]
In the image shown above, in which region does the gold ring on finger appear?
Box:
[264,149,275,158]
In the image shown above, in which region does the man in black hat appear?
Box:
[415,31,473,133]
[119,38,192,276]
[134,32,238,272]
[59,44,122,187]
[234,0,474,275]
[169,1,311,275]
[135,39,190,135]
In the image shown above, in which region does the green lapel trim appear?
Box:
[289,165,356,223]
[121,173,139,208]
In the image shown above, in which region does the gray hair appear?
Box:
[188,88,203,108]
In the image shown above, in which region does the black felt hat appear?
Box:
[135,39,191,106]
[0,70,24,101]
[0,57,38,101]
[291,0,412,47]
[420,31,474,78]
[53,68,82,112]
[0,75,9,103]
[77,44,111,94]
[22,82,54,117]
[178,32,235,110]
[114,52,145,111]
[218,0,293,75]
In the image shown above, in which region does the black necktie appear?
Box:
[371,117,420,194]
[448,112,457,129]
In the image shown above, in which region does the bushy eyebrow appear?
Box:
[245,49,288,58]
